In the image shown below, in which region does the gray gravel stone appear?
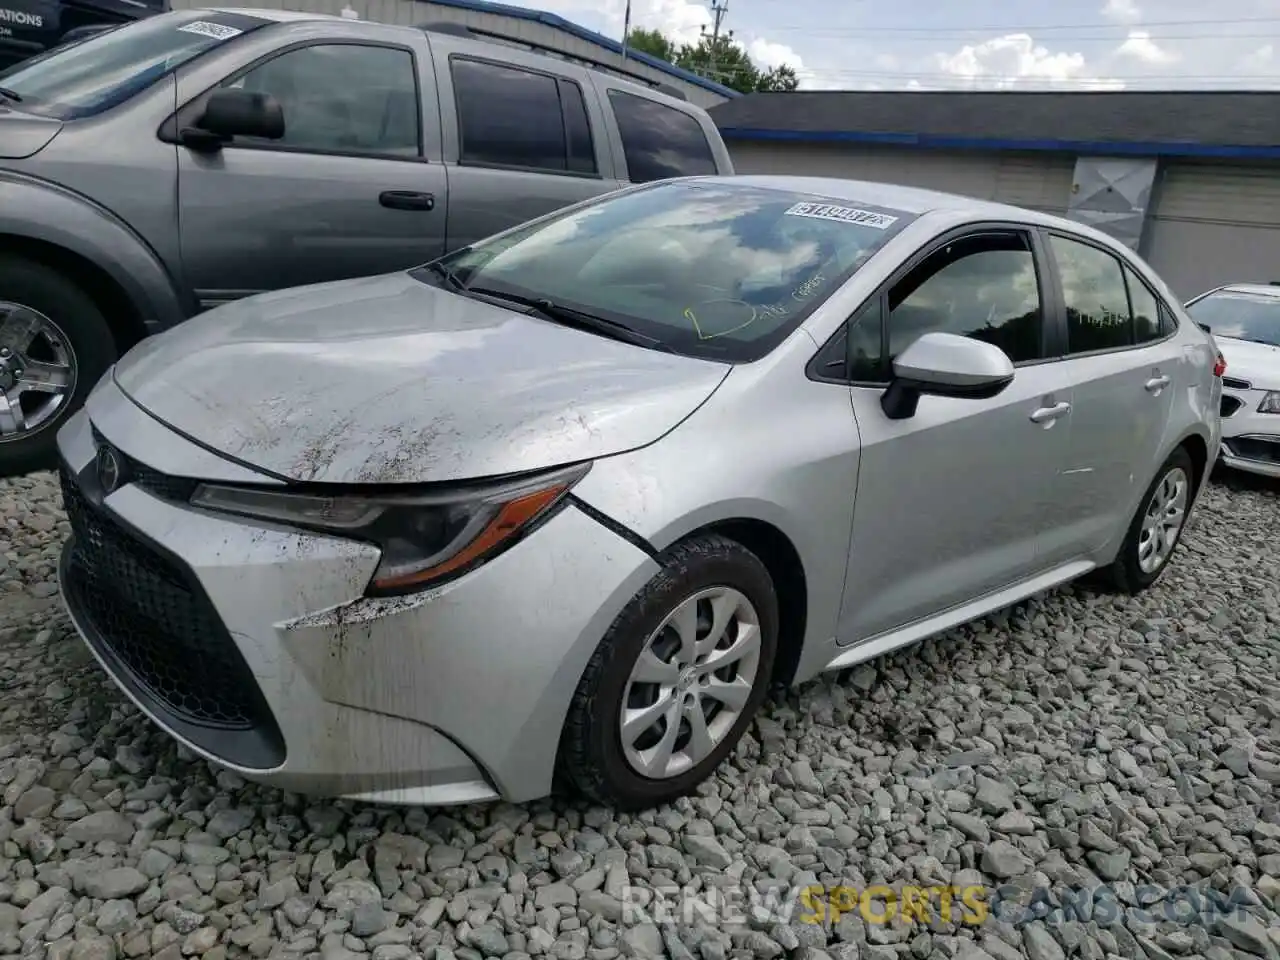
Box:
[1,469,1278,960]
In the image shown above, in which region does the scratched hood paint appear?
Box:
[1216,336,1280,390]
[112,272,732,485]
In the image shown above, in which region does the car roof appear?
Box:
[693,174,1119,233]
[1213,283,1280,299]
[199,7,351,21]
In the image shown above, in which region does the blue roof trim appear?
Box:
[717,127,1280,160]
[424,0,740,98]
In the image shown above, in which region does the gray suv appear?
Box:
[0,6,734,475]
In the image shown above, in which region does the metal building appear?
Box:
[172,0,738,108]
[710,90,1280,301]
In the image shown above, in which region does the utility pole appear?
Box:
[620,0,631,64]
[700,0,729,79]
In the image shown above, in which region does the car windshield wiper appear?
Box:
[421,260,465,291]
[465,286,669,351]
[0,87,23,103]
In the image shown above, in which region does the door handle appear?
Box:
[379,190,435,211]
[1029,401,1071,424]
[1145,375,1170,393]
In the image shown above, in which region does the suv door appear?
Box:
[834,226,1076,644]
[1036,231,1181,562]
[169,37,447,308]
[435,52,619,251]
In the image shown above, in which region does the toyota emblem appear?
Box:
[96,445,122,494]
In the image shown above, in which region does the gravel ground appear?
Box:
[1,468,1279,960]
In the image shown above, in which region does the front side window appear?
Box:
[882,233,1044,372]
[224,44,420,157]
[419,182,915,362]
[452,58,596,174]
[0,10,269,119]
[1050,235,1134,354]
[1185,289,1280,346]
[608,90,717,183]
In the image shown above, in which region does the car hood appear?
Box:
[0,108,62,159]
[1217,337,1280,390]
[113,272,731,485]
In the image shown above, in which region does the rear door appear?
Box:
[172,34,447,308]
[1035,230,1181,564]
[432,47,619,252]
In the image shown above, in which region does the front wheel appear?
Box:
[0,258,117,477]
[1100,446,1195,594]
[559,534,779,810]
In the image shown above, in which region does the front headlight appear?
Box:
[1258,391,1280,414]
[189,462,589,595]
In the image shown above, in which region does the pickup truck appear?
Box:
[0,6,735,475]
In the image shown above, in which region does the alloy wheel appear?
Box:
[0,301,77,442]
[1137,465,1189,574]
[620,586,761,780]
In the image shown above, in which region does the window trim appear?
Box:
[1041,228,1180,360]
[605,86,718,184]
[159,38,427,163]
[448,53,603,180]
[805,221,1056,388]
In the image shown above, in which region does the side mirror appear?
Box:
[881,332,1015,420]
[1196,322,1212,334]
[185,88,284,147]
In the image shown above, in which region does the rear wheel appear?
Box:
[559,534,779,810]
[0,258,116,477]
[1099,447,1194,594]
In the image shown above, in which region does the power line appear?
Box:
[748,15,1280,36]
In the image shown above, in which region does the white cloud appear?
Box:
[937,33,1125,90]
[1101,0,1141,24]
[1117,30,1177,64]
[747,37,803,72]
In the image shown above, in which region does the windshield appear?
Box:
[0,10,270,120]
[1186,289,1280,346]
[421,180,915,363]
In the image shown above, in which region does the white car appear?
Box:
[1185,283,1280,479]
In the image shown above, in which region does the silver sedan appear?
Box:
[55,176,1222,810]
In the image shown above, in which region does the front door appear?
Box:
[838,228,1072,644]
[176,40,448,308]
[1035,232,1180,564]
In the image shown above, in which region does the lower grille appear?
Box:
[1225,436,1280,465]
[59,465,268,731]
[1221,395,1244,418]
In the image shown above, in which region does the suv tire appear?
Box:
[0,257,116,477]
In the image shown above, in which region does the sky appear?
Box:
[511,0,1280,91]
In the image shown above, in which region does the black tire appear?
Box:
[0,257,117,477]
[1098,446,1196,595]
[559,533,779,811]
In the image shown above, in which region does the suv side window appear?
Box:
[1125,264,1164,343]
[607,90,717,183]
[451,57,597,175]
[1049,234,1134,354]
[228,43,420,157]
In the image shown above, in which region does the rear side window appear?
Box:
[451,57,597,175]
[607,90,717,183]
[1050,235,1134,354]
[1125,265,1164,343]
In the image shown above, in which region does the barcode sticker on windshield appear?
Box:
[177,21,243,40]
[784,202,898,229]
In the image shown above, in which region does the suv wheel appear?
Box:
[559,534,779,810]
[1101,446,1195,595]
[0,258,116,477]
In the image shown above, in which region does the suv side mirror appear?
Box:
[185,89,285,148]
[881,332,1015,420]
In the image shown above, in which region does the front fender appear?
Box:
[0,171,193,331]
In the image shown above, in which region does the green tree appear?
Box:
[623,27,799,93]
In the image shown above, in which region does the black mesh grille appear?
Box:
[59,465,265,730]
[1221,395,1244,418]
